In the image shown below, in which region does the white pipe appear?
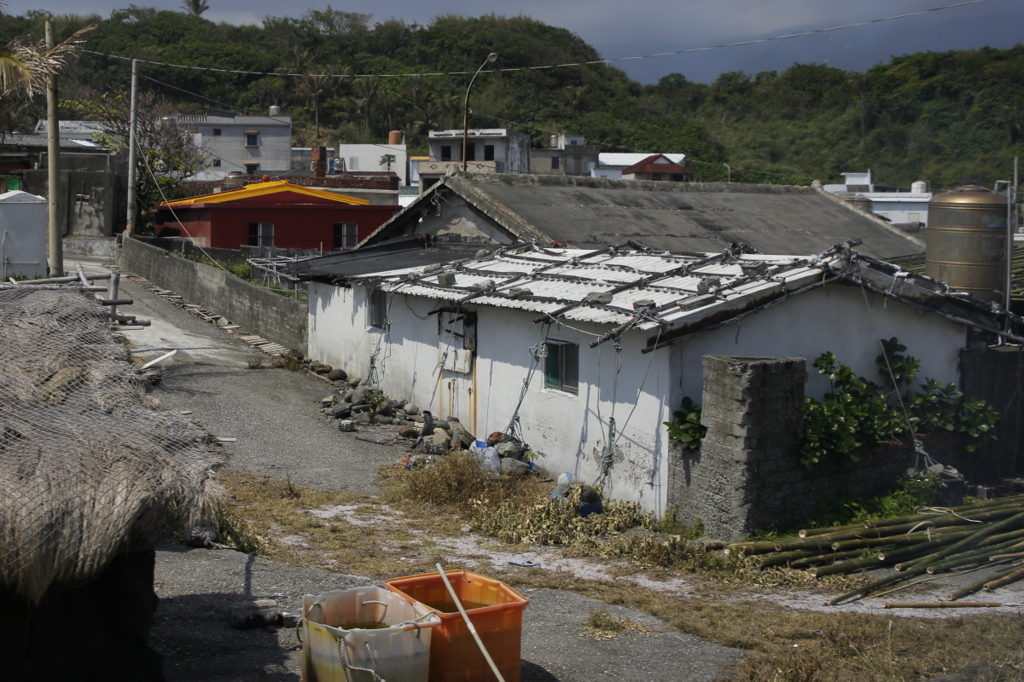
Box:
[434,564,505,682]
[141,350,176,369]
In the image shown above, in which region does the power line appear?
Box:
[80,0,984,80]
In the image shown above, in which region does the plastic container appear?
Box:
[474,447,500,473]
[301,585,441,682]
[385,571,529,682]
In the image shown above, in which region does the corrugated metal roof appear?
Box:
[341,241,1024,348]
[159,180,369,208]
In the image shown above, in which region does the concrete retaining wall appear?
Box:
[669,355,965,540]
[121,236,307,354]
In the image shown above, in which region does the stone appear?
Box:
[354,412,372,424]
[403,403,421,416]
[313,363,332,374]
[500,458,532,474]
[341,388,355,402]
[280,613,301,628]
[421,431,450,455]
[450,425,470,450]
[351,403,371,414]
[445,416,461,424]
[330,403,352,418]
[406,414,424,423]
[925,662,1008,682]
[348,377,363,387]
[434,420,450,432]
[495,441,522,460]
[372,415,393,425]
[326,368,348,382]
[375,400,395,416]
[320,395,336,407]
[230,600,280,629]
[337,420,357,432]
[393,398,407,409]
[351,387,370,405]
[397,426,420,439]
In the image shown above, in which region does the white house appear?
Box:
[337,143,409,186]
[824,171,932,226]
[301,241,1017,516]
[0,190,47,279]
[170,108,292,181]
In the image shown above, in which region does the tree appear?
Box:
[0,26,90,132]
[66,91,208,232]
[181,0,209,17]
[379,153,396,171]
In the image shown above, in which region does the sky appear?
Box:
[4,0,1023,84]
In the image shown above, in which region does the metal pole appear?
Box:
[45,20,63,276]
[462,53,497,172]
[723,163,731,183]
[125,58,139,235]
[1007,165,1015,318]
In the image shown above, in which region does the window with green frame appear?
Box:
[544,340,579,394]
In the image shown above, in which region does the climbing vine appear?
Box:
[798,338,1000,467]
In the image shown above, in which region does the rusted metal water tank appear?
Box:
[926,185,1007,302]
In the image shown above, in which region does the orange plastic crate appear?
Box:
[385,571,529,682]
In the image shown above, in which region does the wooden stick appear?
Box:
[435,564,505,682]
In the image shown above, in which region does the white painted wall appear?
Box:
[0,191,47,278]
[337,144,408,185]
[668,285,966,404]
[309,280,969,516]
[308,281,675,513]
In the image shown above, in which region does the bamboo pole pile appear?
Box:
[723,495,1024,605]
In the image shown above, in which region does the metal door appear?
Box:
[437,311,477,433]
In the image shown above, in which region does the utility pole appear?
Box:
[125,59,139,235]
[45,19,62,276]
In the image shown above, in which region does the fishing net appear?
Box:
[0,285,224,602]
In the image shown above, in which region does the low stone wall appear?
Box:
[669,355,963,541]
[120,236,307,354]
[64,237,119,259]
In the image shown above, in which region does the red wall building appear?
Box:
[153,181,400,251]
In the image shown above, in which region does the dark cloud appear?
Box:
[5,0,1020,83]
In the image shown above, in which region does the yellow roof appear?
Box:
[161,180,370,208]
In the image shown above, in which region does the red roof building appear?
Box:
[620,154,693,182]
[153,181,401,251]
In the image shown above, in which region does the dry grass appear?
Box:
[218,468,1024,682]
[580,608,654,641]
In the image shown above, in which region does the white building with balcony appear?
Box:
[170,108,292,181]
[419,129,531,192]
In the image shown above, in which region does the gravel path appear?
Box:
[91,257,743,682]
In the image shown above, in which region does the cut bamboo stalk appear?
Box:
[863,502,1023,530]
[789,550,867,569]
[925,539,1024,575]
[902,511,1024,573]
[949,562,1024,601]
[990,552,1024,562]
[828,565,930,605]
[984,566,1024,591]
[810,554,885,578]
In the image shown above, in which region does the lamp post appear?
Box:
[723,163,731,183]
[463,52,497,172]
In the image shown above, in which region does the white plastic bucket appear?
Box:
[301,585,441,682]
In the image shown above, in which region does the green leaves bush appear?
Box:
[664,396,707,450]
[799,338,999,467]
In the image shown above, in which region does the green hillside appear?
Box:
[4,7,1023,190]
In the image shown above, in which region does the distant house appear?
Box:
[169,108,292,182]
[153,180,400,250]
[824,171,932,227]
[417,129,531,192]
[591,153,686,180]
[620,154,693,182]
[359,171,925,259]
[293,240,1018,515]
[337,139,410,186]
[529,134,600,177]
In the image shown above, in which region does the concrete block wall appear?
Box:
[121,236,307,353]
[669,355,931,540]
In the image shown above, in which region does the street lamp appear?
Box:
[723,163,731,183]
[463,52,497,172]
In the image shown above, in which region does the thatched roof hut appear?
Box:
[0,285,224,679]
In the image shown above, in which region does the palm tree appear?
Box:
[0,26,91,131]
[181,0,210,17]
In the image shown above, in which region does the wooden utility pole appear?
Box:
[45,19,62,276]
[125,59,139,235]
